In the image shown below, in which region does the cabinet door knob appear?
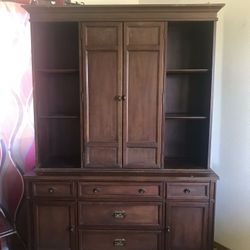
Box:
[93,187,101,193]
[69,225,75,232]
[184,188,191,194]
[113,238,126,247]
[166,226,171,233]
[112,210,127,219]
[122,95,127,101]
[48,188,54,193]
[115,95,123,102]
[138,188,146,194]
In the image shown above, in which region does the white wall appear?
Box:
[88,0,250,249]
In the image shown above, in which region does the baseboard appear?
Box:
[214,241,231,250]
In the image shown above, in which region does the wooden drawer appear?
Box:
[167,182,209,200]
[80,230,162,250]
[32,181,75,198]
[79,202,162,228]
[79,182,162,199]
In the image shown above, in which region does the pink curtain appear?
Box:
[0,2,34,220]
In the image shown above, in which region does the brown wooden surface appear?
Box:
[23,4,225,22]
[79,202,162,228]
[23,4,224,250]
[32,181,76,198]
[79,230,162,250]
[167,182,209,200]
[82,22,123,168]
[123,22,164,168]
[79,182,163,200]
[166,202,209,250]
[33,201,76,250]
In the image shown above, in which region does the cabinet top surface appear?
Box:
[23,3,225,21]
[24,169,219,181]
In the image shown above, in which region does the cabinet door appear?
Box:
[33,201,76,250]
[82,22,123,168]
[123,22,164,168]
[166,202,209,250]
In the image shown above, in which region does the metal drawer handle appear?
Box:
[112,210,127,219]
[184,188,191,194]
[93,187,101,193]
[48,188,54,193]
[138,188,146,194]
[113,238,126,247]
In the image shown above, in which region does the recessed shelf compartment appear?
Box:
[36,72,80,117]
[32,22,79,69]
[164,119,209,169]
[165,74,211,116]
[167,22,214,69]
[38,118,81,168]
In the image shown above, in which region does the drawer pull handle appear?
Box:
[138,188,146,194]
[112,210,127,219]
[93,188,101,193]
[184,188,191,194]
[48,188,54,193]
[113,238,126,247]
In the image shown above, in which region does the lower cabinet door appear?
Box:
[33,200,76,250]
[80,230,162,250]
[166,202,209,250]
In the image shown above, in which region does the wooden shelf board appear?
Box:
[36,68,79,73]
[39,115,80,119]
[165,113,207,120]
[167,69,210,74]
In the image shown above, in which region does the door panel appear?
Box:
[123,22,164,168]
[82,22,123,168]
[166,202,209,250]
[33,201,76,250]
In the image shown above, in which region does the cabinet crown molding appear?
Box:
[23,4,225,22]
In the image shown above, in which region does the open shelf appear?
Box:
[167,22,214,69]
[164,119,209,169]
[164,21,214,170]
[38,118,81,168]
[36,72,80,117]
[39,115,80,119]
[32,22,79,69]
[167,69,210,74]
[165,113,207,120]
[36,68,79,74]
[165,74,211,116]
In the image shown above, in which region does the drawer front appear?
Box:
[32,182,75,198]
[167,183,209,200]
[79,202,162,228]
[80,230,162,250]
[79,182,162,199]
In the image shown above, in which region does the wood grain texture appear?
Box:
[123,22,164,169]
[166,202,209,250]
[33,201,76,250]
[82,22,123,168]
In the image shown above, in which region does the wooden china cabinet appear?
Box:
[23,4,224,250]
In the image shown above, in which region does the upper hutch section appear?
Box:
[24,4,224,172]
